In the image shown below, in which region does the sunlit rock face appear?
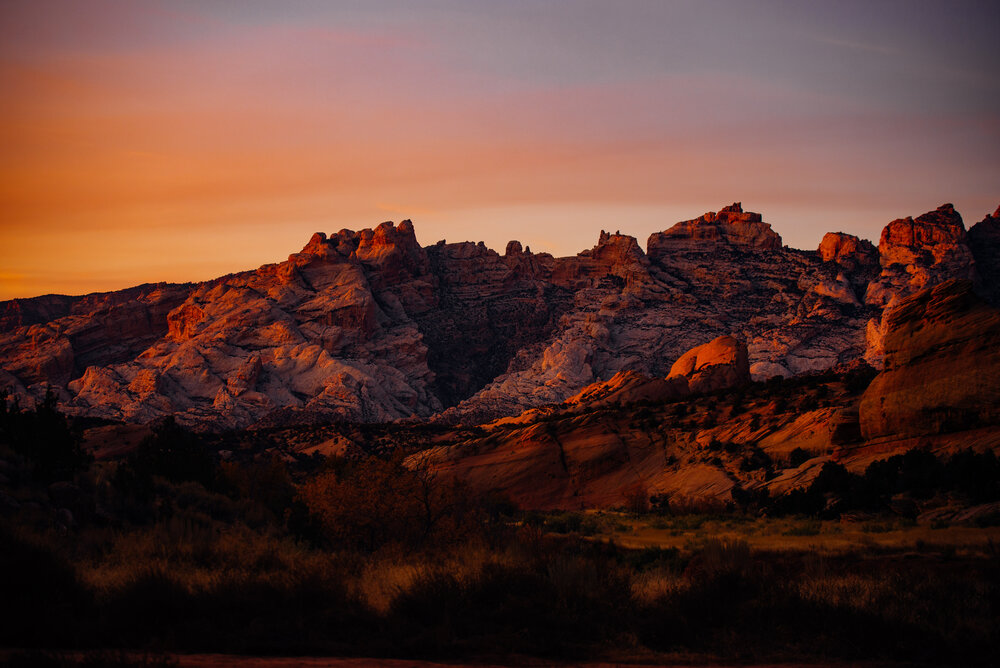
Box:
[863,204,978,366]
[865,204,975,309]
[860,280,1000,440]
[667,335,750,394]
[559,335,749,409]
[646,202,782,258]
[0,202,996,429]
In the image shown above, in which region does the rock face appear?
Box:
[864,204,975,309]
[1,202,996,429]
[646,202,782,258]
[863,204,981,366]
[667,335,750,394]
[860,280,1000,440]
[408,363,892,510]
[562,335,749,408]
[968,206,1000,306]
[818,232,879,277]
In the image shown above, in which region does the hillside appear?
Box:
[1,202,997,430]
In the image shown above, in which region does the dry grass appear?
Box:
[596,513,1000,555]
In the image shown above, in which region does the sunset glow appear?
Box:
[1,0,998,299]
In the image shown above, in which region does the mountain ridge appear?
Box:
[1,201,996,429]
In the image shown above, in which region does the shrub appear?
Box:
[127,417,215,488]
[788,447,812,468]
[0,388,90,482]
[298,455,480,552]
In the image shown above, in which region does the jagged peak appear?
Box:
[647,202,780,257]
[880,203,968,251]
[818,232,877,265]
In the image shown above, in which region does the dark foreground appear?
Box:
[2,400,999,666]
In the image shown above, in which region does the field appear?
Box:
[579,512,1000,554]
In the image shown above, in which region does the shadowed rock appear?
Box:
[860,279,1000,440]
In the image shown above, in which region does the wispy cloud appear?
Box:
[806,33,901,56]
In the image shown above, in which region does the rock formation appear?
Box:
[1,202,996,429]
[667,335,750,394]
[968,205,1000,306]
[859,280,1000,440]
[864,203,976,309]
[646,202,782,258]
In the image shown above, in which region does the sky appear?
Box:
[1,0,998,299]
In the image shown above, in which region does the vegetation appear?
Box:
[763,449,1000,517]
[1,396,999,665]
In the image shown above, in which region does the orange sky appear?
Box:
[1,1,998,299]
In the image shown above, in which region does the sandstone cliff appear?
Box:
[408,282,1000,510]
[1,202,997,428]
[859,280,1000,440]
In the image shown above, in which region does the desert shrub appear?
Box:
[782,519,822,536]
[788,446,812,468]
[739,446,772,473]
[0,389,90,482]
[625,546,686,572]
[842,363,878,394]
[944,450,1000,503]
[622,481,650,514]
[388,548,632,658]
[126,417,215,488]
[544,511,583,534]
[216,454,295,521]
[0,525,91,647]
[298,455,481,552]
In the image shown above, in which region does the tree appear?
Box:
[0,388,89,482]
[298,454,478,552]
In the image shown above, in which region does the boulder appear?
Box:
[667,335,750,394]
[818,232,878,273]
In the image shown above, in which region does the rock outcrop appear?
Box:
[667,335,750,394]
[865,204,975,309]
[860,280,1000,440]
[562,335,748,408]
[646,202,782,259]
[1,202,996,429]
[968,205,1000,306]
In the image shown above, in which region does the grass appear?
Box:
[3,403,999,665]
[4,514,1000,664]
[587,512,1000,557]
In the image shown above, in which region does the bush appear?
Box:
[0,525,90,647]
[788,447,812,468]
[0,389,90,482]
[298,455,481,552]
[127,417,215,488]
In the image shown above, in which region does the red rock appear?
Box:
[968,204,1000,306]
[667,335,750,393]
[818,232,877,269]
[1,202,992,429]
[860,280,1000,440]
[647,202,782,259]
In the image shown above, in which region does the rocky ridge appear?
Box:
[1,201,996,429]
[409,280,1000,509]
[859,280,1000,440]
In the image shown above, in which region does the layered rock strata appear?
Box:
[1,201,997,428]
[860,280,1000,440]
